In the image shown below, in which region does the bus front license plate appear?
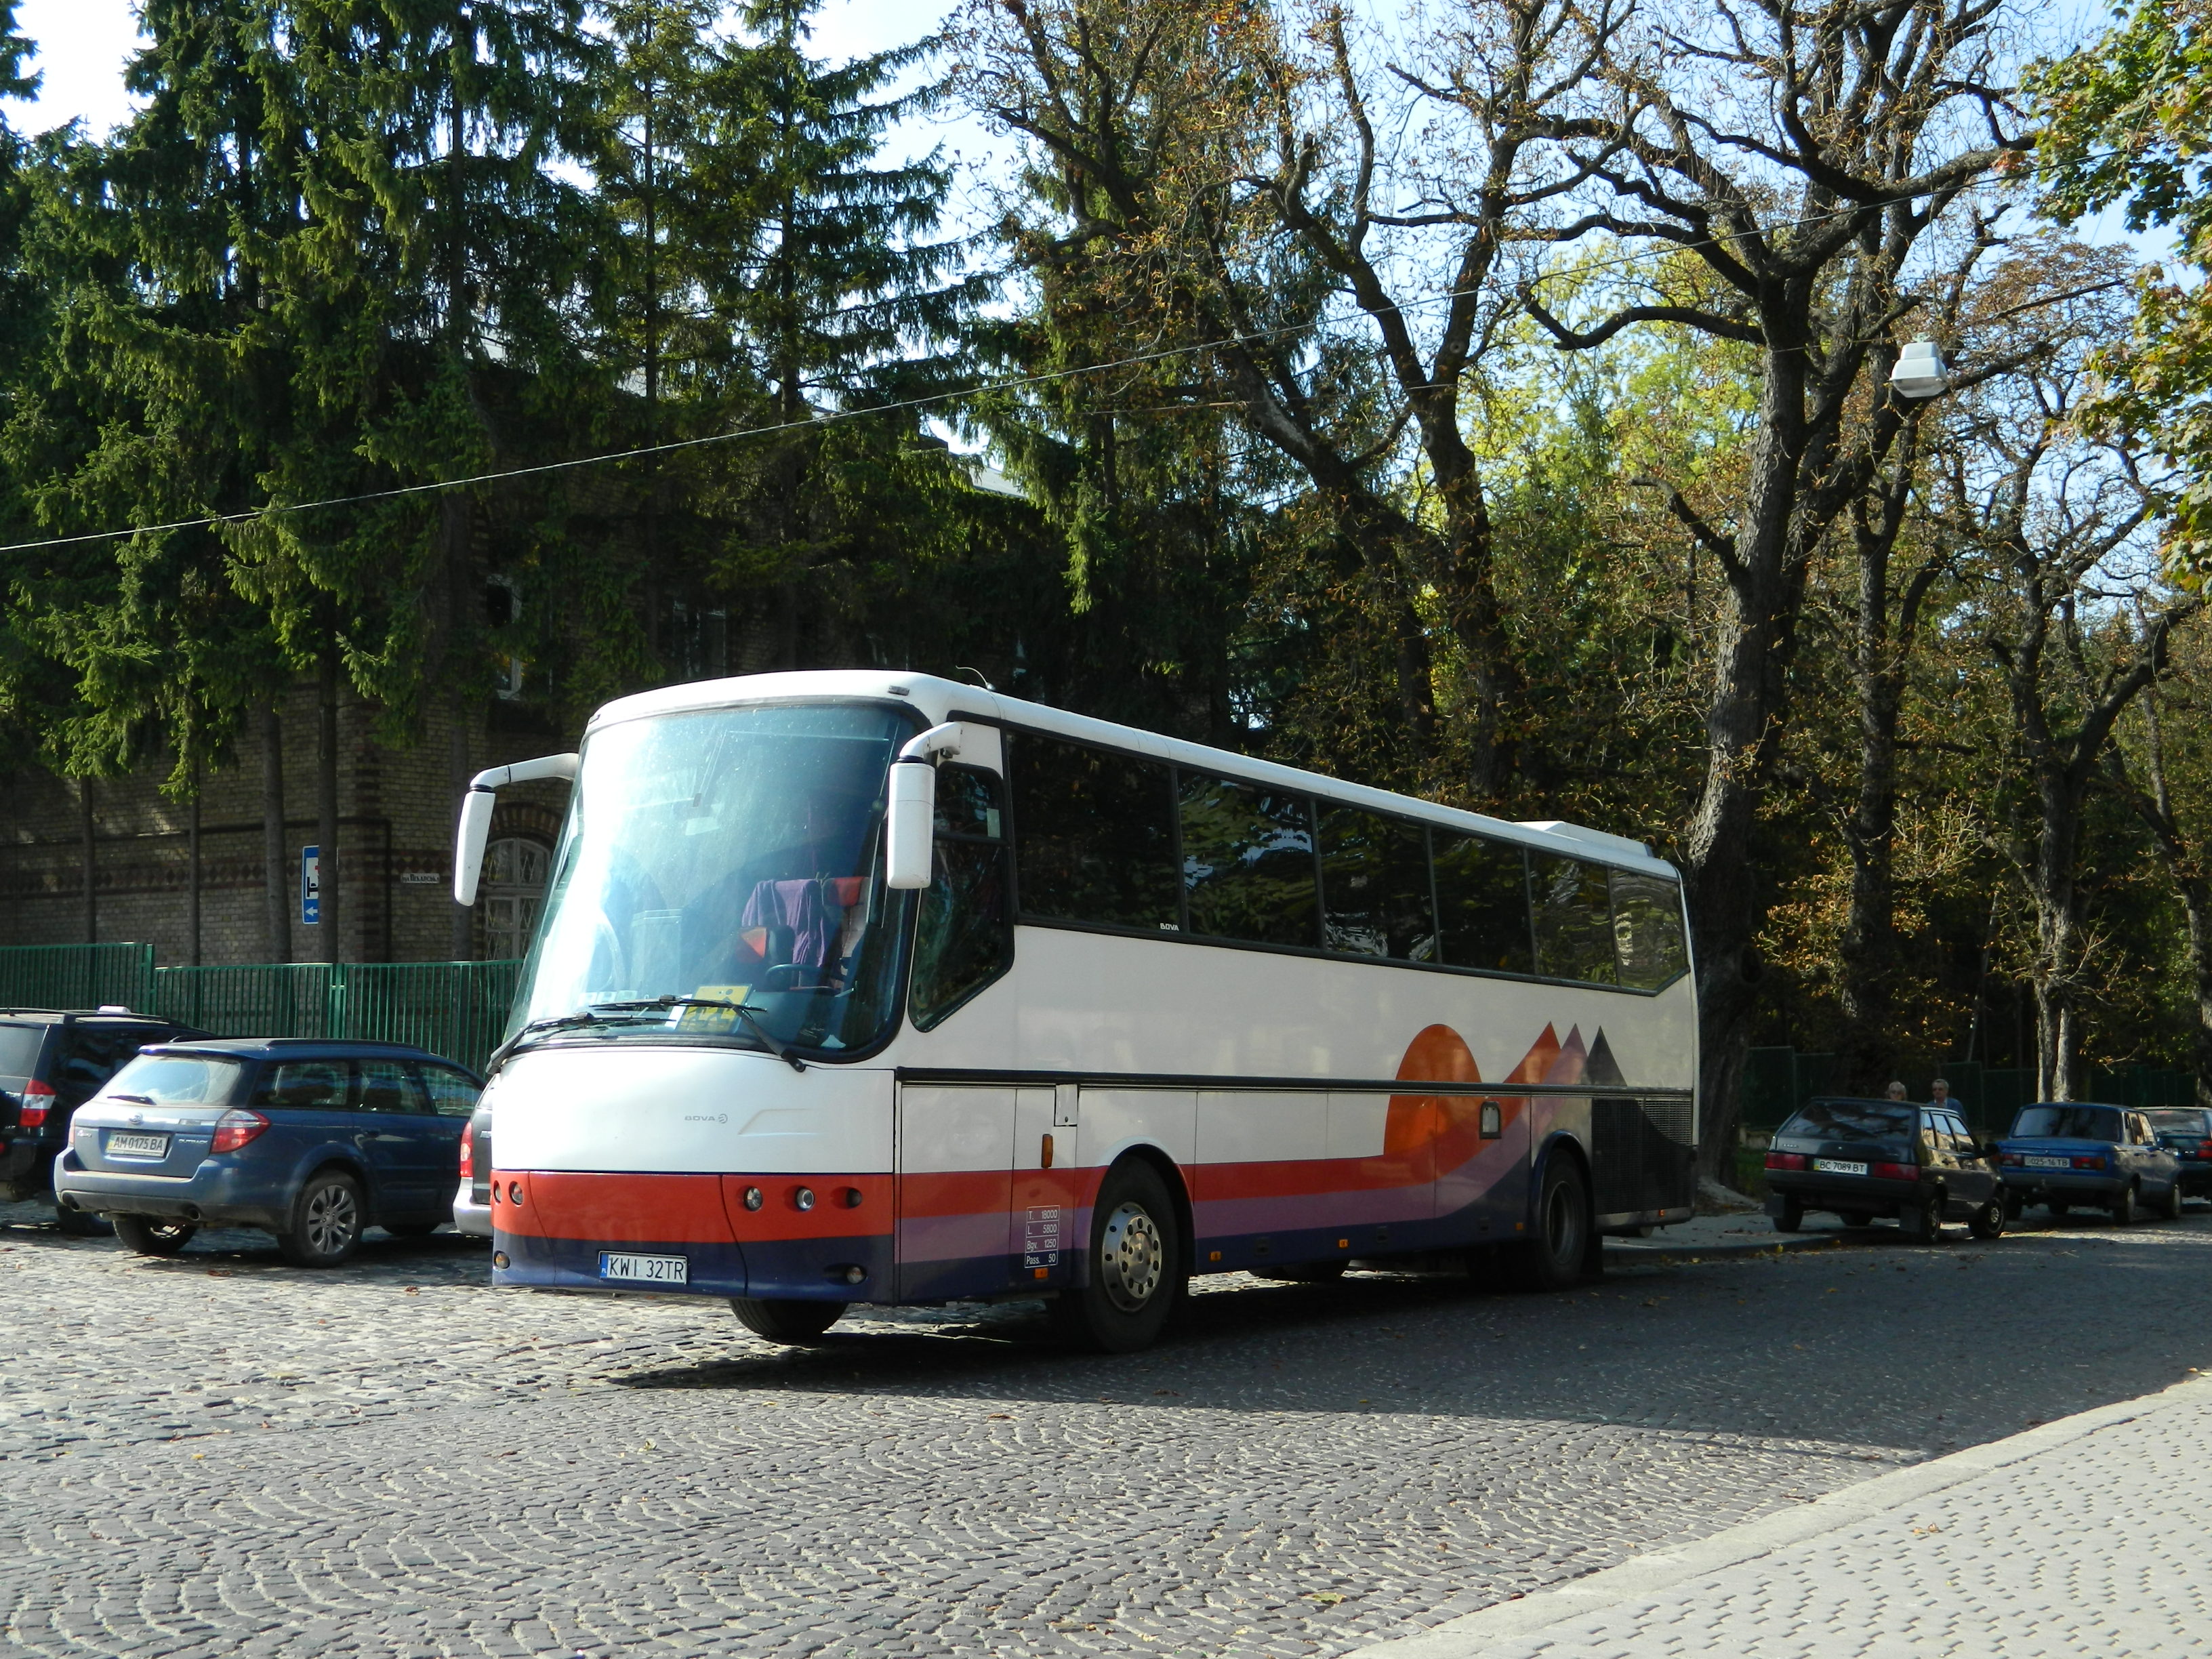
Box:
[598,1252,689,1286]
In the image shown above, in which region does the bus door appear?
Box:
[894,1084,1015,1303]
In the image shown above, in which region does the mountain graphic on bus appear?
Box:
[1389,1018,1621,1160]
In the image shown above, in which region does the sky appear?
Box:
[7,0,964,140]
[0,0,2167,262]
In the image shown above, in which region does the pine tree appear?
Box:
[698,0,985,667]
[227,0,613,725]
[0,0,298,784]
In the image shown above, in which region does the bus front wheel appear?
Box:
[1512,1157,1594,1293]
[731,1298,846,1345]
[1050,1160,1185,1353]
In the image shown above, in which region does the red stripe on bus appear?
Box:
[493,1171,735,1243]
[721,1174,895,1239]
[489,1170,897,1244]
[897,1168,1015,1217]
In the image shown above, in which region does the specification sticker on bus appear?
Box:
[1023,1207,1063,1268]
[598,1252,689,1286]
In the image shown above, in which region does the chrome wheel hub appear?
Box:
[1099,1201,1164,1312]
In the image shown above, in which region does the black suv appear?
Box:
[1763,1095,2005,1242]
[0,1008,209,1231]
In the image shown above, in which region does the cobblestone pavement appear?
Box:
[1349,1372,2212,1659]
[3,1198,2210,1659]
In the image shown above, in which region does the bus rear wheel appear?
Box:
[731,1298,846,1345]
[1050,1160,1185,1353]
[1511,1156,1594,1293]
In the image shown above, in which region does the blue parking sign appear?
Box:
[301,845,321,926]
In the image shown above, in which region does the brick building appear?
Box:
[0,460,1033,968]
[0,681,576,966]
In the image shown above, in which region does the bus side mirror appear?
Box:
[453,752,579,905]
[886,758,937,889]
[454,790,497,905]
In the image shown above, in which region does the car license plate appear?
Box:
[2025,1155,2070,1169]
[106,1132,169,1159]
[1814,1159,1868,1175]
[598,1251,688,1286]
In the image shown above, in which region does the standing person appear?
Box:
[1930,1079,1952,1110]
[1886,1081,1908,1101]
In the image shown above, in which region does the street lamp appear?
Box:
[1889,340,1950,400]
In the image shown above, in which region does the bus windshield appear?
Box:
[512,701,913,1056]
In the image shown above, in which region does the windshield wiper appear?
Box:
[591,997,807,1071]
[484,1007,644,1073]
[104,1093,155,1105]
[491,998,806,1073]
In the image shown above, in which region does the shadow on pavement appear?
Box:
[608,1216,2212,1462]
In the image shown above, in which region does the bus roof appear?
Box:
[588,670,1679,878]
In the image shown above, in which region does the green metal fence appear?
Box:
[149,961,523,1076]
[0,942,157,1014]
[0,944,522,1074]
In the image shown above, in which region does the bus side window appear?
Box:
[1533,856,1619,985]
[1319,808,1436,961]
[1610,869,1688,989]
[1433,834,1534,975]
[1010,737,1179,930]
[1179,773,1317,947]
[912,766,1013,1029]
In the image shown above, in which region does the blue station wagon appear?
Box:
[53,1039,483,1265]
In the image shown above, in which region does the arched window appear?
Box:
[482,837,551,962]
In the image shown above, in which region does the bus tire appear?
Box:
[730,1298,846,1345]
[1511,1154,1593,1293]
[1050,1160,1184,1353]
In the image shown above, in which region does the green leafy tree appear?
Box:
[2035,0,2212,591]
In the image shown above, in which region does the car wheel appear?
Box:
[2110,1183,2137,1226]
[384,1221,441,1239]
[111,1214,198,1256]
[2157,1179,2184,1222]
[1510,1155,1595,1292]
[276,1170,365,1267]
[729,1298,847,1344]
[1773,1197,1804,1233]
[1049,1159,1186,1353]
[1967,1195,2005,1241]
[52,1201,112,1238]
[1902,1190,1946,1244]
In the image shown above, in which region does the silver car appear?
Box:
[453,1100,493,1236]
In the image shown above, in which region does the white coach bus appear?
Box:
[455,671,1697,1352]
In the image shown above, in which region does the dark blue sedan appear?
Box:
[1992,1102,2184,1225]
[53,1039,483,1266]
